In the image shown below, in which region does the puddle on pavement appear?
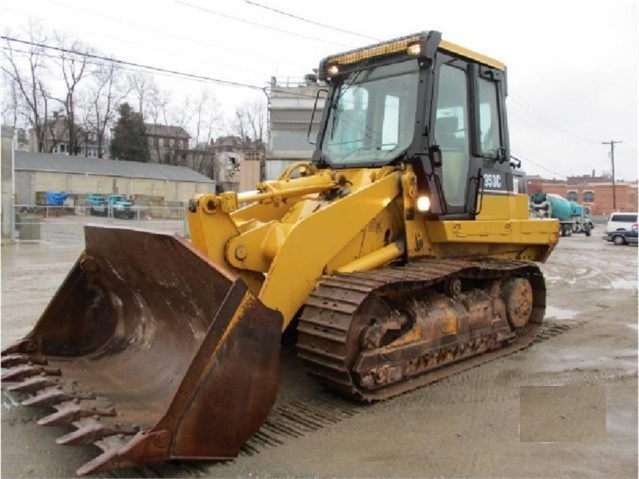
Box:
[545,306,578,320]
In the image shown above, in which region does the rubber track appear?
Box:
[297,258,545,401]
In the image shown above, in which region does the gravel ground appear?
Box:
[1,234,637,478]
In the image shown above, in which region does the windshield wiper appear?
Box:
[331,61,372,106]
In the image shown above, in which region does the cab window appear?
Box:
[477,77,502,156]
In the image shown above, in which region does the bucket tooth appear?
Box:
[76,432,153,476]
[57,423,106,446]
[7,375,57,394]
[2,365,39,382]
[38,405,84,426]
[1,353,47,368]
[76,440,124,476]
[38,402,116,427]
[2,365,60,382]
[21,387,90,408]
[57,418,135,446]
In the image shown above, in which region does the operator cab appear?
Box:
[312,31,515,220]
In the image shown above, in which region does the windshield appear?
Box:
[321,59,420,166]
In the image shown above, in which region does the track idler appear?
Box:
[1,226,283,475]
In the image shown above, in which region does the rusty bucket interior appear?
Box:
[1,226,282,475]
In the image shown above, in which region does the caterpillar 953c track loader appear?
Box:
[1,31,559,475]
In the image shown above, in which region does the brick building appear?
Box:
[527,173,638,216]
[29,112,101,157]
[145,124,191,164]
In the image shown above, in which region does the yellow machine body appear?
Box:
[188,164,557,332]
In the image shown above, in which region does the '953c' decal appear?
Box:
[482,171,511,194]
[483,173,502,189]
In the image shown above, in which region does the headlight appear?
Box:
[416,196,431,212]
[406,43,421,56]
[326,64,339,76]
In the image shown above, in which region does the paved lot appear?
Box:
[1,234,637,478]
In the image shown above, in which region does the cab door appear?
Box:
[429,54,474,216]
[428,52,509,218]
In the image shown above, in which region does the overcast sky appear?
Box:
[2,0,637,181]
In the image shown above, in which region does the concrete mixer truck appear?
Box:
[530,192,594,237]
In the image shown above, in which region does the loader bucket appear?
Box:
[1,226,283,475]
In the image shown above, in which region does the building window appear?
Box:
[583,191,595,202]
[567,190,578,201]
[149,137,155,146]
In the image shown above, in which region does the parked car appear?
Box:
[604,223,638,246]
[107,194,135,219]
[86,193,135,219]
[86,194,107,216]
[605,212,638,232]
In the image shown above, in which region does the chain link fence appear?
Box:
[13,204,189,244]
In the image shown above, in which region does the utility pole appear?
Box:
[602,140,622,211]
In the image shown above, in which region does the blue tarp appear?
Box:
[45,192,69,206]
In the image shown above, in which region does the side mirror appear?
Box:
[496,147,507,163]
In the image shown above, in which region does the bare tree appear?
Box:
[50,34,91,155]
[128,72,155,119]
[128,73,168,125]
[133,77,172,163]
[158,93,197,166]
[192,88,223,145]
[1,69,20,128]
[140,85,200,167]
[231,100,267,146]
[1,25,52,152]
[81,61,129,157]
[187,88,224,174]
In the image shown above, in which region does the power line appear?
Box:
[508,109,594,156]
[509,92,599,144]
[2,44,323,104]
[1,36,265,91]
[242,0,379,42]
[35,0,311,71]
[1,35,332,106]
[173,0,351,48]
[1,45,228,88]
[511,148,570,179]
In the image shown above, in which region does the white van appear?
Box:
[606,212,638,232]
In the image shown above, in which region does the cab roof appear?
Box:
[319,31,505,76]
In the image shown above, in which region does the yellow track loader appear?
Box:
[1,31,559,475]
